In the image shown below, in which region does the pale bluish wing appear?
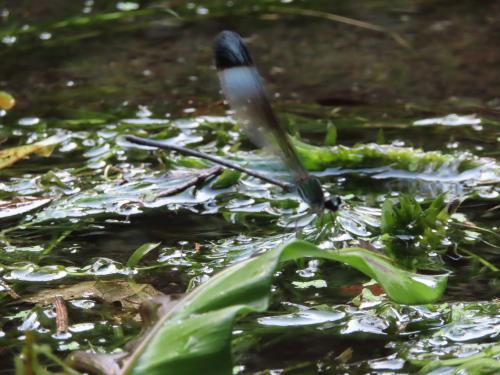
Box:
[218,66,308,180]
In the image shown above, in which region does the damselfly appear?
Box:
[126,30,341,212]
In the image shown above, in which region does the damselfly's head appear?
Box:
[324,196,342,212]
[213,30,253,69]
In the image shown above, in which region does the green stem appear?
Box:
[42,229,74,256]
[459,248,499,272]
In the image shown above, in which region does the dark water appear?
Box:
[0,1,499,374]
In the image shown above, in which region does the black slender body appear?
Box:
[123,135,289,190]
[213,31,340,212]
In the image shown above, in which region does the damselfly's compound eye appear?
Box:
[324,196,341,211]
[213,31,254,69]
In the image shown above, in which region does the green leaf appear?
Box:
[211,169,241,189]
[381,199,395,233]
[127,243,161,268]
[324,122,337,146]
[376,128,385,144]
[123,240,447,375]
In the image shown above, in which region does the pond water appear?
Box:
[0,1,499,374]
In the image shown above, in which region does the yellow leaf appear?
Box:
[0,91,15,110]
[0,136,64,170]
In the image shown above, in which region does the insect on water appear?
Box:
[213,31,341,212]
[125,30,341,213]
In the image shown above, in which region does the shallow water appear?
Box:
[0,1,499,374]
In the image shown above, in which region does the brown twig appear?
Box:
[0,278,21,299]
[53,296,69,334]
[155,166,223,198]
[268,6,411,49]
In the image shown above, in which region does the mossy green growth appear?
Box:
[292,138,481,172]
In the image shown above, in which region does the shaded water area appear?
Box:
[0,0,499,374]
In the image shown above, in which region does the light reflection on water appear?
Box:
[258,309,345,327]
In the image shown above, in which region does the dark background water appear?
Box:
[3,1,500,118]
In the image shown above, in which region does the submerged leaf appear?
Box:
[31,168,221,223]
[22,280,162,310]
[0,197,51,219]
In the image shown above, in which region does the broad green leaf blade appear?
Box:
[278,241,448,304]
[124,240,448,375]
[173,247,282,318]
[130,306,244,375]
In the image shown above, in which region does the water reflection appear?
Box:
[258,309,345,327]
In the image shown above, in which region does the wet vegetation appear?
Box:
[0,1,499,374]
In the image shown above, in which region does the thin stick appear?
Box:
[124,135,291,190]
[0,278,20,299]
[156,166,223,198]
[269,6,411,50]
